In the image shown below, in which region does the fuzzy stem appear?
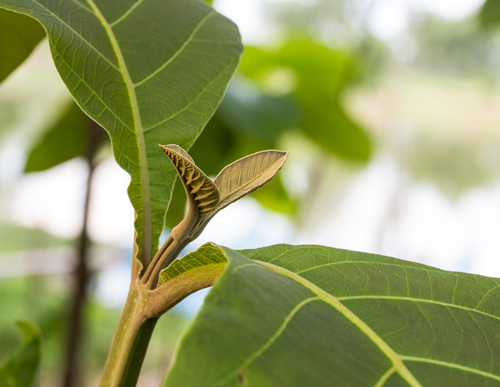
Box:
[99,284,157,387]
[141,234,174,285]
[143,238,190,290]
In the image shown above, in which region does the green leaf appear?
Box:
[216,80,300,142]
[0,9,45,83]
[240,42,371,162]
[0,0,243,266]
[163,243,500,386]
[24,102,104,172]
[0,321,41,387]
[479,0,500,29]
[250,174,296,214]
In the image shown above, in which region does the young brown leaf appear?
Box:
[164,144,195,165]
[159,145,219,219]
[189,150,289,239]
[151,147,288,280]
[213,150,289,211]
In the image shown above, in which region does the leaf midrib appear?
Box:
[339,295,500,323]
[110,0,143,27]
[85,0,152,264]
[253,260,423,387]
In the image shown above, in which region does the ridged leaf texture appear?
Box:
[162,243,500,386]
[214,150,288,211]
[0,0,243,265]
[160,144,219,218]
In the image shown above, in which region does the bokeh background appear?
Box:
[1,0,500,385]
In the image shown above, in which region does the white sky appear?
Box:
[367,0,485,40]
[214,0,486,43]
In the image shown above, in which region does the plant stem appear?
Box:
[141,234,174,285]
[101,246,225,385]
[143,238,191,290]
[100,283,157,387]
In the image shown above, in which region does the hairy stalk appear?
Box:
[143,238,191,290]
[101,256,224,386]
[141,234,174,284]
[100,283,157,387]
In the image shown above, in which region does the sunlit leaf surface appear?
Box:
[163,243,500,386]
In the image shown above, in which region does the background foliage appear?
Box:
[1,0,500,385]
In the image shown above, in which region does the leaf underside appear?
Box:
[0,0,243,265]
[159,144,219,217]
[163,243,500,386]
[213,150,289,212]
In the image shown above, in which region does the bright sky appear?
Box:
[367,0,485,40]
[214,0,486,43]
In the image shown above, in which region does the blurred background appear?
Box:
[1,0,500,385]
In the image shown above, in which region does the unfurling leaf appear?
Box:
[153,146,289,285]
[191,150,289,238]
[159,146,288,242]
[214,150,289,212]
[159,145,219,220]
[164,144,195,164]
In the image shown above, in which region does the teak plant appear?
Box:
[1,1,500,386]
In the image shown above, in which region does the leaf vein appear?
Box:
[400,356,500,381]
[255,260,422,387]
[31,0,120,71]
[133,10,216,87]
[338,295,500,323]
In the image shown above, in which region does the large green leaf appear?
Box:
[0,0,243,265]
[0,321,41,387]
[216,80,300,142]
[163,243,500,386]
[240,42,371,162]
[0,9,45,83]
[24,101,108,172]
[479,0,500,29]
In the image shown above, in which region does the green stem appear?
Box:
[99,284,157,387]
[144,238,191,290]
[141,234,174,285]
